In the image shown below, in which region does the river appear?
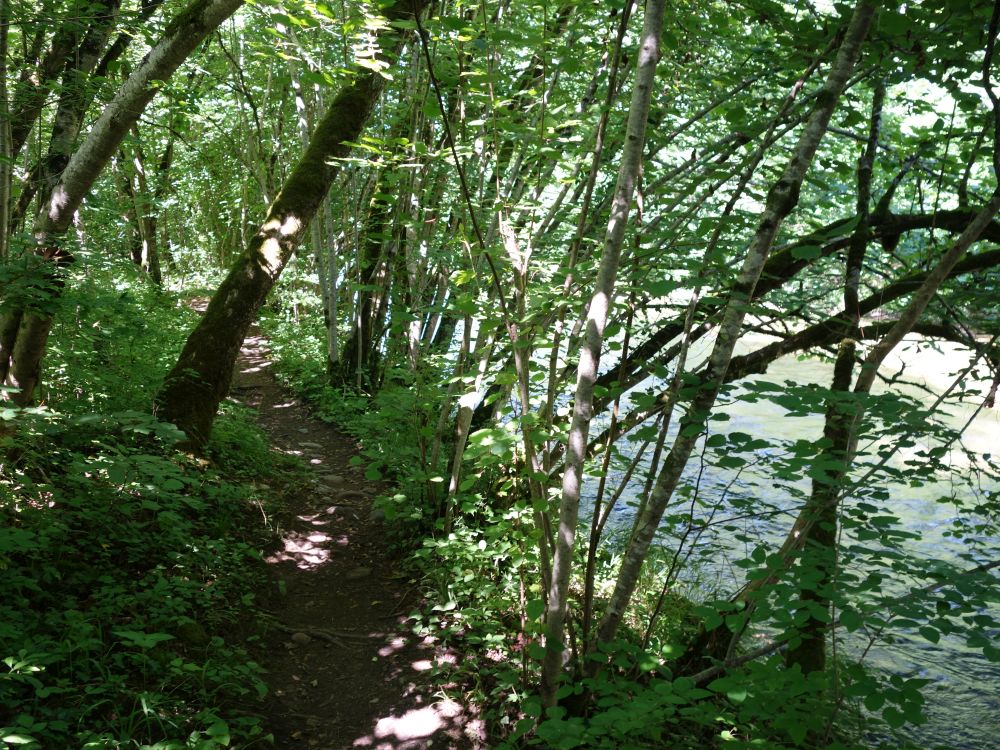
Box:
[587,334,1000,749]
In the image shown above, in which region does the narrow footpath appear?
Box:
[229,327,485,749]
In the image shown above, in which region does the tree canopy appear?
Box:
[2,0,999,747]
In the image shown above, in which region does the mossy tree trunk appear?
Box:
[156,0,429,447]
[0,0,10,263]
[0,0,244,406]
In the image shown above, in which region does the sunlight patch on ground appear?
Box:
[240,361,273,374]
[297,512,332,526]
[378,636,407,657]
[410,650,457,672]
[353,698,483,749]
[265,530,332,569]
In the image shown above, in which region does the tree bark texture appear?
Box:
[539,0,665,709]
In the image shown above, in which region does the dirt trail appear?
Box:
[230,328,484,749]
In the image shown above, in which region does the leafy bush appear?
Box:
[0,410,271,748]
[0,259,286,748]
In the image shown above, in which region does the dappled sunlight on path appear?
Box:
[230,326,484,749]
[354,699,483,750]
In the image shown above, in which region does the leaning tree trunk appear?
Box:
[156,0,430,447]
[538,0,665,709]
[590,0,878,659]
[785,79,883,674]
[0,0,245,406]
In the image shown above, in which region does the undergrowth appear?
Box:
[0,259,297,749]
[258,306,936,750]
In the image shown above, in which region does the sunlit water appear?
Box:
[584,334,1000,749]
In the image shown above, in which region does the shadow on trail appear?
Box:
[230,329,485,749]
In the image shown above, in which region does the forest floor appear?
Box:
[229,326,485,749]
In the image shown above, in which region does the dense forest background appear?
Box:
[2,0,999,747]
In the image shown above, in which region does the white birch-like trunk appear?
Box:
[538,0,665,708]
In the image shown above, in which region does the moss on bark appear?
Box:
[156,0,431,446]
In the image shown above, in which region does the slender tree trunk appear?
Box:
[117,154,144,263]
[323,196,340,374]
[440,314,474,529]
[0,0,10,261]
[591,0,877,658]
[539,3,631,472]
[339,188,389,387]
[539,0,665,709]
[121,130,163,283]
[785,80,883,674]
[421,266,450,345]
[156,0,429,446]
[428,317,496,506]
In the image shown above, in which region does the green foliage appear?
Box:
[10,0,1000,745]
[0,262,283,748]
[0,409,272,748]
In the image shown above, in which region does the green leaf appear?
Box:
[726,687,747,703]
[839,607,862,632]
[883,706,906,728]
[207,721,231,746]
[786,721,807,744]
[646,279,678,297]
[789,244,823,260]
[526,599,545,621]
[1,735,38,746]
[918,626,940,644]
[864,693,885,711]
[901,700,925,725]
[113,630,175,649]
[717,455,746,469]
[107,463,129,485]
